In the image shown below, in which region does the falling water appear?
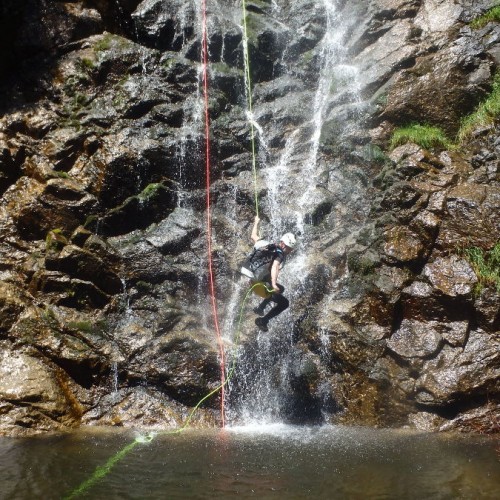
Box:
[228,0,365,425]
[299,1,362,220]
[111,361,119,396]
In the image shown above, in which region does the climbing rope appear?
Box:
[65,3,270,496]
[201,0,227,427]
[64,283,270,500]
[241,0,260,217]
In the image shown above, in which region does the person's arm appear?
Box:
[270,259,280,293]
[251,215,261,243]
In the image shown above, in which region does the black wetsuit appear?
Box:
[255,246,289,324]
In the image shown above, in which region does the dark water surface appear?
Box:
[0,424,498,499]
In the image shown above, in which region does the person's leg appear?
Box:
[263,292,289,321]
[252,280,275,315]
[253,297,271,315]
[255,285,288,330]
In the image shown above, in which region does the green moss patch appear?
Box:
[470,6,500,30]
[389,124,450,150]
[457,71,500,141]
[463,242,500,293]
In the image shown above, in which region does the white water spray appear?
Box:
[229,0,365,426]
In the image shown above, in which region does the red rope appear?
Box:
[201,0,226,427]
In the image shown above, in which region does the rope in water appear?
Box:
[66,3,268,496]
[64,283,269,499]
[201,0,226,427]
[241,0,260,217]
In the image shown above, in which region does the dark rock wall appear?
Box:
[338,0,499,432]
[0,0,498,435]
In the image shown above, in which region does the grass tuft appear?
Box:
[463,242,500,294]
[470,6,500,30]
[389,123,450,150]
[457,71,500,141]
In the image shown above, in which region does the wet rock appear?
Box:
[416,330,500,406]
[95,182,178,236]
[400,281,447,321]
[0,348,81,436]
[439,403,500,434]
[373,265,413,297]
[144,207,200,255]
[83,385,217,428]
[0,0,499,436]
[45,244,122,295]
[475,287,500,331]
[353,19,418,96]
[408,410,446,432]
[382,225,425,263]
[0,283,27,332]
[350,292,395,340]
[109,237,179,286]
[132,0,197,52]
[0,140,23,194]
[30,270,111,310]
[387,319,443,358]
[423,255,477,297]
[436,183,500,250]
[382,24,492,135]
[10,177,98,240]
[127,330,222,407]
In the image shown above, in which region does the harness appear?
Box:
[241,242,285,282]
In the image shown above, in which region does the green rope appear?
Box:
[65,6,268,496]
[64,440,140,500]
[242,0,260,217]
[64,282,271,499]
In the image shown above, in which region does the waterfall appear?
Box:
[125,0,367,427]
[227,0,365,425]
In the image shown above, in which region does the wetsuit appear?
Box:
[254,246,289,324]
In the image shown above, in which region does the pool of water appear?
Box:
[0,424,498,499]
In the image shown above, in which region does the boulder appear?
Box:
[436,184,500,250]
[0,349,81,435]
[423,255,477,297]
[387,319,443,358]
[382,225,425,263]
[416,330,500,406]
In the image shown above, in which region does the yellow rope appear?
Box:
[242,0,260,217]
[66,6,269,496]
[64,282,271,499]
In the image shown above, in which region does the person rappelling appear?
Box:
[240,215,296,331]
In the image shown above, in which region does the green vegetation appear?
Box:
[138,183,164,201]
[46,228,67,252]
[42,307,57,322]
[457,71,500,141]
[94,33,114,52]
[78,57,95,71]
[387,69,500,151]
[50,170,70,179]
[470,5,500,29]
[61,91,93,130]
[366,144,389,164]
[463,242,500,294]
[389,123,450,150]
[68,321,93,333]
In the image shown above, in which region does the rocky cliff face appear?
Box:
[0,0,498,436]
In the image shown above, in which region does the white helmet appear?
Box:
[280,233,296,249]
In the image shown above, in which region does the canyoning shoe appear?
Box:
[255,317,269,332]
[253,306,265,316]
